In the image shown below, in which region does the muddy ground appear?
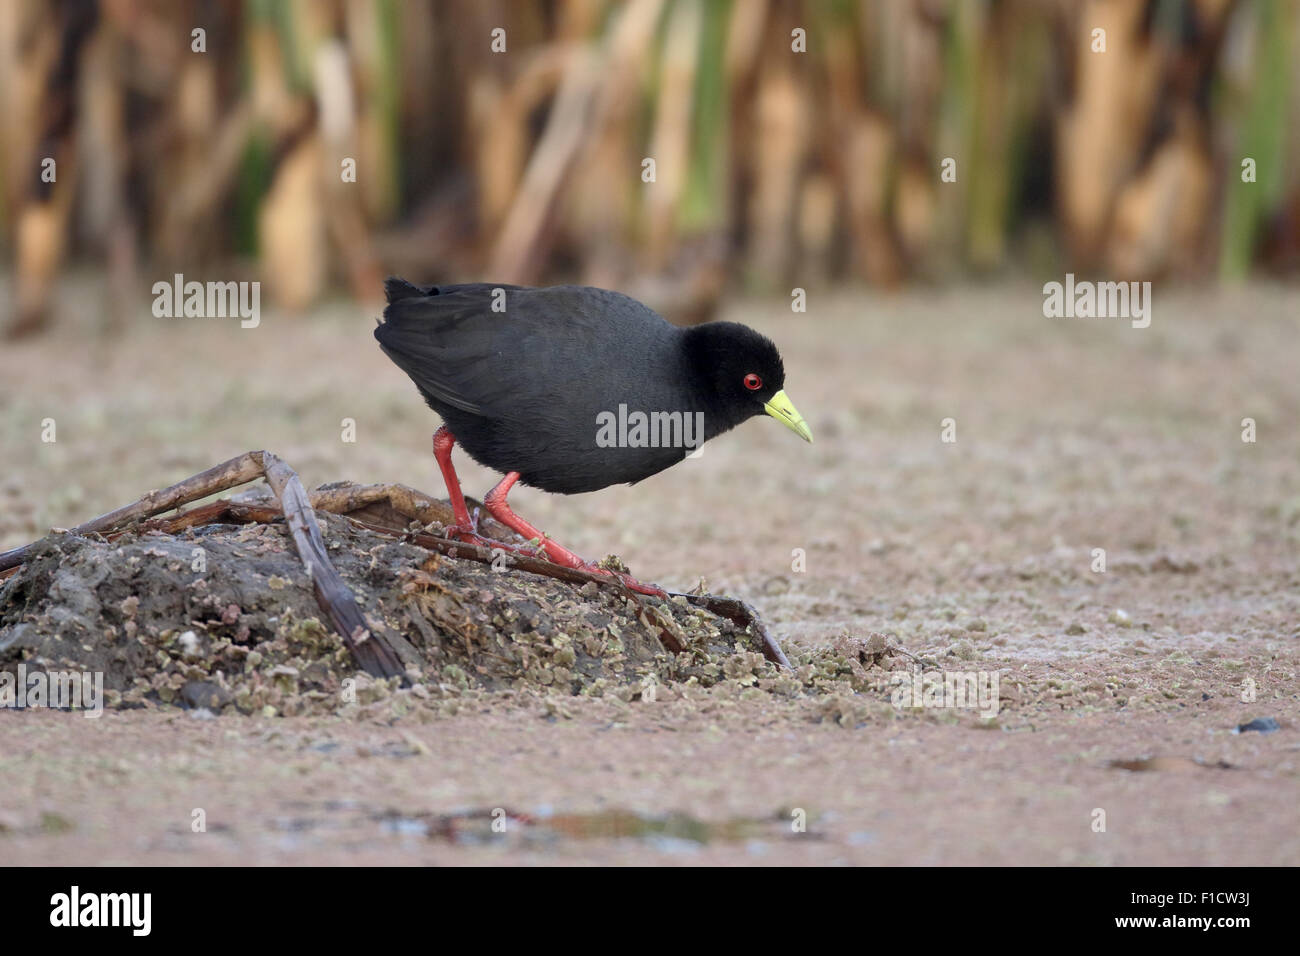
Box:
[2,505,895,712]
[1,277,1297,864]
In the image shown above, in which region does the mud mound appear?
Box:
[1,514,902,718]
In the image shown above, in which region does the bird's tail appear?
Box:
[383,276,435,305]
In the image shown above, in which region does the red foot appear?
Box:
[432,431,666,597]
[484,472,667,598]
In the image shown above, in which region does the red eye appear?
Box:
[744,373,762,391]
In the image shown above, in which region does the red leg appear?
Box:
[432,429,536,555]
[484,472,667,597]
[432,426,476,534]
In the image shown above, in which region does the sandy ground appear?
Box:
[1,275,1298,865]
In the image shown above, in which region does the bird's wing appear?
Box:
[374,283,653,418]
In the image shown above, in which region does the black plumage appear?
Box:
[374,277,810,594]
[375,279,795,494]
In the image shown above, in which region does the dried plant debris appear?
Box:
[0,515,909,719]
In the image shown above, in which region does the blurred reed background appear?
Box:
[1,0,1297,338]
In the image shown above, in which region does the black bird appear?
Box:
[375,278,812,594]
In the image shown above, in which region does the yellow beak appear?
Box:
[763,389,813,443]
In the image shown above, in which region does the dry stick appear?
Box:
[146,500,280,532]
[260,454,405,680]
[340,515,795,667]
[138,482,456,538]
[173,498,789,668]
[309,482,459,528]
[0,451,265,572]
[672,594,794,670]
[0,451,405,680]
[392,526,683,654]
[2,466,791,670]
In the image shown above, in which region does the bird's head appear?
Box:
[685,321,813,443]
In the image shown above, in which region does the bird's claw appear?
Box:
[443,523,495,549]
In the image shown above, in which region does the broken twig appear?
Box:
[2,467,793,671]
[0,452,405,679]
